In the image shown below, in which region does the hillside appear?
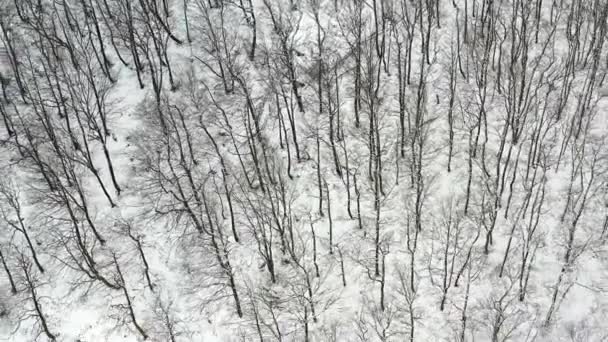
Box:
[0,0,607,341]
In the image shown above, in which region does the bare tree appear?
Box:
[0,177,44,273]
[14,252,56,341]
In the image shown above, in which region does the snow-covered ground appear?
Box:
[0,0,607,341]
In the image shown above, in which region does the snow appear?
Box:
[0,0,607,341]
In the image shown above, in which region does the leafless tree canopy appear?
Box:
[0,0,607,341]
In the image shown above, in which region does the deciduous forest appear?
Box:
[0,0,607,341]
